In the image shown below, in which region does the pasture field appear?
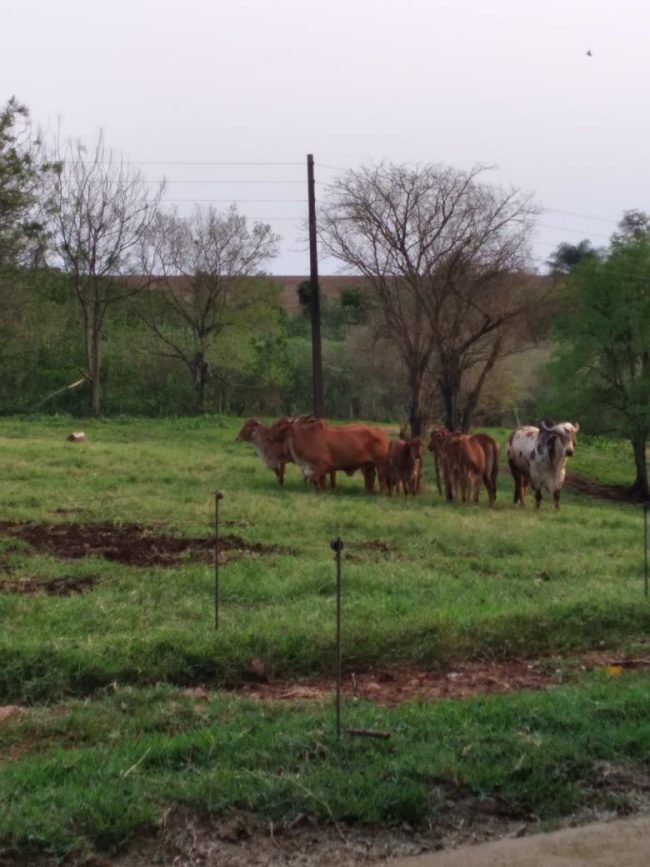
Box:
[1,415,650,864]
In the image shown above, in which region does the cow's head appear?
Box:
[427,427,451,454]
[236,418,260,442]
[540,420,580,460]
[560,422,580,457]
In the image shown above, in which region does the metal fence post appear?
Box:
[643,500,650,599]
[330,537,343,738]
[215,491,224,629]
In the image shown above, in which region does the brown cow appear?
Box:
[270,417,389,493]
[387,437,423,496]
[237,416,337,488]
[427,427,499,506]
[236,417,293,485]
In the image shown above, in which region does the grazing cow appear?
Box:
[236,417,293,485]
[237,416,337,487]
[270,417,389,493]
[387,437,423,496]
[427,427,499,506]
[471,432,500,504]
[508,420,579,510]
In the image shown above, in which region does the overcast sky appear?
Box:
[3,0,649,274]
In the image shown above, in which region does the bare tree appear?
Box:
[140,205,280,414]
[49,132,164,415]
[319,162,543,433]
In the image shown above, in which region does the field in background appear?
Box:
[1,416,649,864]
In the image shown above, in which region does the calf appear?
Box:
[508,420,579,510]
[427,427,499,506]
[387,437,423,496]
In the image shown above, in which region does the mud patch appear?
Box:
[565,473,636,504]
[70,797,650,867]
[358,540,396,554]
[105,805,524,867]
[233,652,650,706]
[0,522,281,568]
[0,575,97,595]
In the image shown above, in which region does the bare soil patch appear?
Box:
[53,795,650,867]
[0,574,97,596]
[0,521,281,569]
[564,473,635,504]
[358,540,396,554]
[232,651,650,706]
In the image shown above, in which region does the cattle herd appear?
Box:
[236,416,580,510]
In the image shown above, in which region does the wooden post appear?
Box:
[307,154,324,418]
[643,500,650,599]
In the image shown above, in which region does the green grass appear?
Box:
[0,417,646,702]
[0,415,648,863]
[2,674,650,862]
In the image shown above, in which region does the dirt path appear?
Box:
[381,812,650,867]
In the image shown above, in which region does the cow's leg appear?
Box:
[275,465,284,485]
[535,489,543,509]
[329,470,336,489]
[443,463,454,502]
[521,477,529,506]
[483,472,496,507]
[553,489,561,511]
[433,453,443,496]
[459,470,469,505]
[509,460,522,505]
[375,464,387,495]
[362,465,376,493]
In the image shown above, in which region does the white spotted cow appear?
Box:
[507,420,579,510]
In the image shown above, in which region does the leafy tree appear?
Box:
[549,223,650,499]
[0,97,51,267]
[319,162,542,434]
[296,279,312,317]
[612,210,650,247]
[140,205,280,414]
[546,239,601,276]
[339,286,368,324]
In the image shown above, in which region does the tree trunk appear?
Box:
[193,352,210,415]
[630,431,650,500]
[458,339,503,432]
[81,305,101,418]
[407,364,426,436]
[438,359,461,431]
[90,324,101,417]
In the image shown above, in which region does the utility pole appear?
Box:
[307,153,324,417]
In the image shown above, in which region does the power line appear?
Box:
[143,180,312,185]
[67,160,304,167]
[542,207,618,225]
[537,222,611,240]
[160,198,305,203]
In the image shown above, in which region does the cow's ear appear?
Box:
[573,422,580,433]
